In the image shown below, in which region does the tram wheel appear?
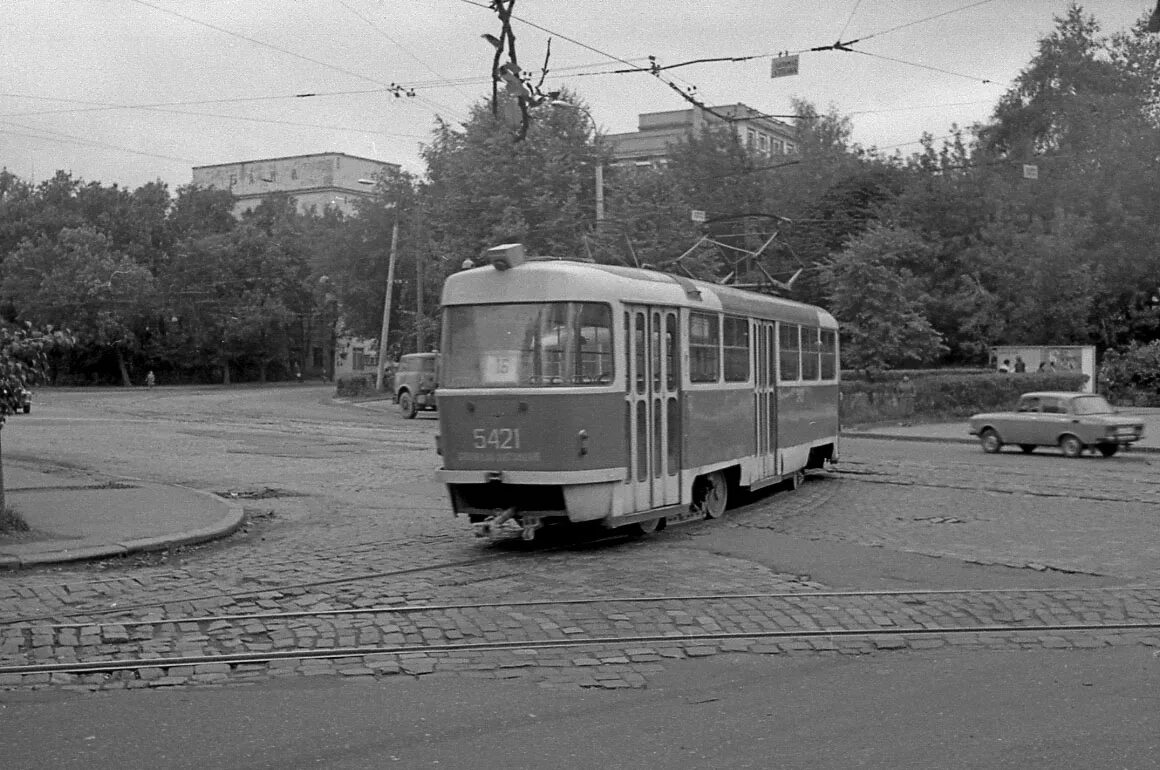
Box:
[629,517,664,536]
[693,471,728,519]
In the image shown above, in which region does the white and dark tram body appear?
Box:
[434,247,840,540]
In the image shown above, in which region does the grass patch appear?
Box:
[0,504,30,534]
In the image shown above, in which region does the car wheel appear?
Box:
[1019,444,1035,454]
[979,429,1002,454]
[1098,444,1119,457]
[1060,435,1084,458]
[399,391,417,419]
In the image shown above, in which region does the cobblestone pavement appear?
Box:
[2,389,1159,692]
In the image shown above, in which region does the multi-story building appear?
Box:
[605,103,797,168]
[191,152,399,217]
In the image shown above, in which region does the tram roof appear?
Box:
[441,258,836,328]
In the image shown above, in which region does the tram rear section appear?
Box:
[433,245,839,540]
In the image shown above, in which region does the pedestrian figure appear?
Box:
[145,371,155,389]
[896,375,917,416]
[998,359,1012,373]
[1014,355,1026,373]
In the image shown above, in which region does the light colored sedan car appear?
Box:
[968,391,1144,458]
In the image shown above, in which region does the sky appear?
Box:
[1,0,1154,192]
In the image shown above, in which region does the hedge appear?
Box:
[335,375,375,398]
[840,371,1089,426]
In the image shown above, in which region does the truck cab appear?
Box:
[394,352,439,418]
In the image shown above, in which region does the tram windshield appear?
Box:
[442,302,614,388]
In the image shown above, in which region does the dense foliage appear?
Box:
[0,4,1157,384]
[1097,341,1160,405]
[0,321,72,514]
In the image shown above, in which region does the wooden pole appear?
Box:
[375,220,399,392]
[415,245,424,353]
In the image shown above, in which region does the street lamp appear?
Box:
[548,101,604,222]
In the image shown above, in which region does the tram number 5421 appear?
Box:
[472,428,522,450]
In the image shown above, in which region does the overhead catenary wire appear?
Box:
[335,0,477,103]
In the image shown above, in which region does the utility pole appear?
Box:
[594,162,605,222]
[415,250,425,353]
[375,219,399,392]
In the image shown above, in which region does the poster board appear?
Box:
[990,345,1095,393]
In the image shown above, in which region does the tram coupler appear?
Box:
[474,507,517,538]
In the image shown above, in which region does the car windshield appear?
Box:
[441,302,614,388]
[1071,395,1115,415]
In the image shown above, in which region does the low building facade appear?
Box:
[191,152,399,217]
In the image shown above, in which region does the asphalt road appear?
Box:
[1,385,1158,769]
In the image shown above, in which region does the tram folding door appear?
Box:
[625,306,681,512]
[754,321,778,479]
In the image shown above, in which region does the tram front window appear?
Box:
[442,302,614,387]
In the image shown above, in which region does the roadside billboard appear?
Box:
[991,345,1095,392]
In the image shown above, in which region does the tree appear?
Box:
[0,227,156,385]
[821,225,946,371]
[159,221,309,384]
[421,93,604,263]
[0,322,72,516]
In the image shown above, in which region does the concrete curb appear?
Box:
[0,486,246,569]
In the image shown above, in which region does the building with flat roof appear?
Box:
[605,104,797,168]
[191,152,399,217]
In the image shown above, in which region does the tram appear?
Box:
[434,243,839,540]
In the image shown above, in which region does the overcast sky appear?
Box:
[0,1,1152,191]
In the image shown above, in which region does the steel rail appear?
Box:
[39,584,1160,631]
[3,620,1159,677]
[1,529,645,626]
[0,553,511,627]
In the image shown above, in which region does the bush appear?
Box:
[335,375,375,398]
[0,504,29,534]
[1099,341,1160,406]
[840,371,1089,426]
[842,367,992,382]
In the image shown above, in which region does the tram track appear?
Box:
[0,531,651,626]
[4,619,1159,678]
[832,467,1160,504]
[5,586,1160,680]
[0,552,513,626]
[34,584,1160,632]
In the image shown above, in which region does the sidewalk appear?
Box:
[843,406,1160,452]
[0,462,244,569]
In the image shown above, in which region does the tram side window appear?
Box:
[576,303,614,383]
[801,326,820,380]
[778,323,800,382]
[723,316,750,382]
[689,312,719,383]
[820,329,837,380]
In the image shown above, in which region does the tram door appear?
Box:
[754,321,778,478]
[625,306,681,511]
